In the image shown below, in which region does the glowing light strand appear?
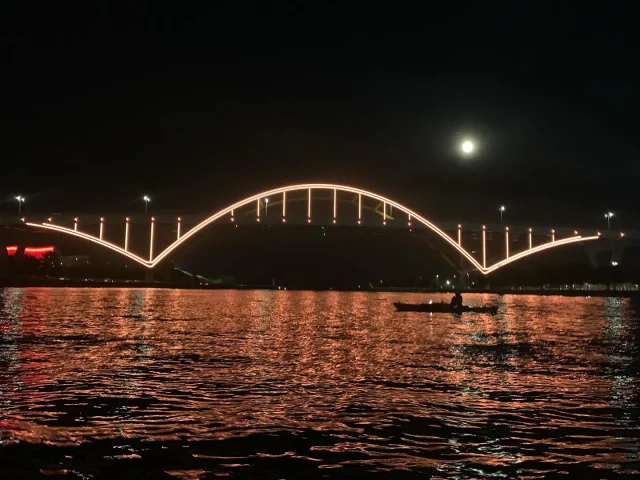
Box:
[124,218,130,252]
[27,222,150,267]
[484,235,600,274]
[5,246,55,256]
[149,217,155,261]
[333,188,337,220]
[505,227,509,258]
[26,184,600,274]
[482,225,487,268]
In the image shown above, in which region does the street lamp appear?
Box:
[265,198,269,216]
[605,212,614,230]
[15,196,25,215]
[143,195,151,215]
[499,205,505,224]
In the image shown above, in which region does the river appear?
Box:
[1,288,639,478]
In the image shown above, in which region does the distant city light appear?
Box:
[5,245,54,258]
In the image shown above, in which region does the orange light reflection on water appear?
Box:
[0,288,638,476]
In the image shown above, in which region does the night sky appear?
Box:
[2,2,638,228]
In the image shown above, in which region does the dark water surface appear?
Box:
[1,288,639,479]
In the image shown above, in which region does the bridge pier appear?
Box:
[584,239,627,268]
[143,263,174,284]
[162,265,173,284]
[144,269,155,283]
[0,244,31,282]
[0,244,9,282]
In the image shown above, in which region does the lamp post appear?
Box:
[143,195,151,215]
[15,196,25,215]
[499,205,505,224]
[265,198,269,216]
[605,212,614,230]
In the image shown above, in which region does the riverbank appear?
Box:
[1,278,639,297]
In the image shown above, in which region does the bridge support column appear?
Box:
[125,217,130,251]
[0,245,28,282]
[482,226,486,268]
[161,264,173,284]
[0,244,9,282]
[143,264,174,284]
[584,238,627,268]
[144,269,155,283]
[505,227,510,258]
[149,217,155,262]
[611,243,627,265]
[456,225,463,270]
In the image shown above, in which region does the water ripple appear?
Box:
[1,288,639,478]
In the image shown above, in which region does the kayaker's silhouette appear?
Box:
[450,291,463,308]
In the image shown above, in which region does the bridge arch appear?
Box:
[26,183,599,273]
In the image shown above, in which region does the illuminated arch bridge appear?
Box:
[26,183,600,274]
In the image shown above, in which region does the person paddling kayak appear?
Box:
[450,291,463,308]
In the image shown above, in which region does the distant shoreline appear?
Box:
[1,279,638,298]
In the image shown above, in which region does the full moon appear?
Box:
[461,140,474,154]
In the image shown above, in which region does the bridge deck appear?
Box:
[0,214,631,239]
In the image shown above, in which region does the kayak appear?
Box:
[393,302,498,314]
